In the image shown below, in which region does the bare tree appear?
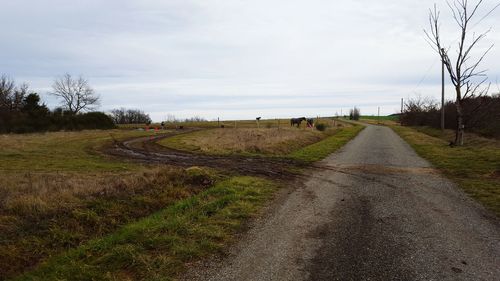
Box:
[51,73,100,114]
[12,83,30,111]
[424,0,496,145]
[0,75,15,110]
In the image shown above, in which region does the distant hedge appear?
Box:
[400,95,500,139]
[0,94,116,133]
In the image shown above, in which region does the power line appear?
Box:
[413,59,439,92]
[471,2,500,29]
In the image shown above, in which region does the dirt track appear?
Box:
[106,129,303,178]
[179,125,500,281]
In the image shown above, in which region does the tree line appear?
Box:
[0,74,150,133]
[109,108,152,124]
[400,94,500,139]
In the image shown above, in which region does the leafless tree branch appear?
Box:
[424,0,496,145]
[51,73,100,114]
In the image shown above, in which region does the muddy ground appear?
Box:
[105,128,305,178]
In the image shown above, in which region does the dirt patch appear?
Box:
[105,129,305,179]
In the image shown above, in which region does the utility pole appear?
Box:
[441,48,445,132]
[401,98,404,113]
[378,106,380,124]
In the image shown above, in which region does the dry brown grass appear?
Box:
[0,166,217,279]
[158,124,345,156]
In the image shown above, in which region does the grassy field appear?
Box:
[360,115,399,121]
[0,129,216,279]
[0,130,153,172]
[360,116,399,126]
[158,128,326,156]
[157,119,353,157]
[391,125,500,216]
[120,117,341,131]
[1,120,363,280]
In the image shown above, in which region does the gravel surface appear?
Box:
[180,125,500,281]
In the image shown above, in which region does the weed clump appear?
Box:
[185,166,216,187]
[316,123,327,131]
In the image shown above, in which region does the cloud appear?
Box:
[1,0,499,120]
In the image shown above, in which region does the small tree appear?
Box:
[349,107,360,120]
[51,73,100,114]
[0,75,15,110]
[425,0,496,145]
[0,76,34,112]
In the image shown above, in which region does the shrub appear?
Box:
[316,123,327,131]
[349,107,360,120]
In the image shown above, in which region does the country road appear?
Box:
[181,125,500,281]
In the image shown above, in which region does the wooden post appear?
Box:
[441,52,445,132]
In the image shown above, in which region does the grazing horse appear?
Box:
[290,117,306,127]
[306,118,314,128]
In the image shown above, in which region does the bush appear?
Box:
[316,123,327,131]
[73,112,116,130]
[349,107,360,120]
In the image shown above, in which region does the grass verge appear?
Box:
[288,125,365,163]
[391,125,500,216]
[14,176,277,281]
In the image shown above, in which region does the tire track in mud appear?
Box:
[105,129,304,178]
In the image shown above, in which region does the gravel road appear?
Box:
[180,125,500,281]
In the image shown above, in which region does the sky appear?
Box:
[1,0,499,121]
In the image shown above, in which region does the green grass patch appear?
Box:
[391,125,500,216]
[288,125,365,163]
[14,176,277,281]
[360,115,399,121]
[0,130,155,172]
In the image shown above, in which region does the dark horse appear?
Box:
[290,117,306,127]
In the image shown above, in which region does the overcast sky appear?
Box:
[1,0,499,121]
